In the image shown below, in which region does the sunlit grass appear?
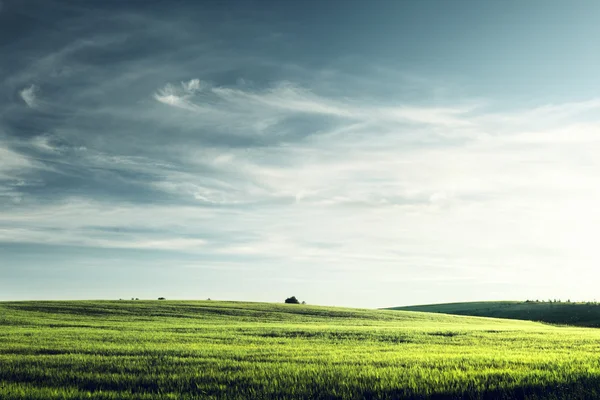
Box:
[1,300,600,399]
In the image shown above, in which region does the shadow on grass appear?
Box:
[2,373,600,400]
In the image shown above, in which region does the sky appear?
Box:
[2,0,600,308]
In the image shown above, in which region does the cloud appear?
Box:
[153,82,200,111]
[30,135,62,153]
[182,78,201,93]
[154,78,474,130]
[0,146,33,172]
[376,106,474,127]
[0,144,40,204]
[7,65,600,279]
[0,225,206,251]
[19,84,38,108]
[210,82,354,117]
[4,0,600,305]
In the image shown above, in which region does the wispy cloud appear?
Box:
[0,226,206,251]
[154,81,202,112]
[0,146,33,172]
[154,78,475,130]
[19,84,38,108]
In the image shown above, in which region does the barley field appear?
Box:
[1,301,600,399]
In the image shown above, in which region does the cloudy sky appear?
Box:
[2,0,600,307]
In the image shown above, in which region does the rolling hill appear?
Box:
[388,301,600,327]
[2,300,600,398]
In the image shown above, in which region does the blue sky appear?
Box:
[2,0,600,307]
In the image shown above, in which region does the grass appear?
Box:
[2,301,600,399]
[388,301,600,327]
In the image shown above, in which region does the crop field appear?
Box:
[2,301,600,399]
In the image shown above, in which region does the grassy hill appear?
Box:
[2,300,600,399]
[389,301,600,327]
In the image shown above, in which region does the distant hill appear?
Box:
[388,301,600,328]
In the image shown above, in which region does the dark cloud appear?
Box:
[0,0,306,208]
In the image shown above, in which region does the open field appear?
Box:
[2,301,600,399]
[389,301,600,328]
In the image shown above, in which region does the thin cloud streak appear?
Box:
[154,78,476,129]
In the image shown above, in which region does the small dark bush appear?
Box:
[285,296,300,304]
[158,297,166,301]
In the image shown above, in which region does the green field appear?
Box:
[2,301,600,399]
[389,301,600,328]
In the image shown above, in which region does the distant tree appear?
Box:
[135,298,139,301]
[131,298,134,301]
[158,297,166,301]
[301,301,306,305]
[207,298,211,301]
[285,296,300,304]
